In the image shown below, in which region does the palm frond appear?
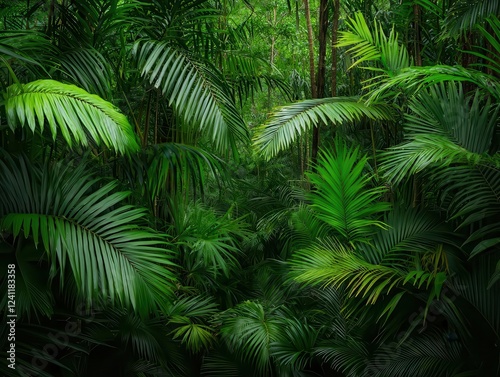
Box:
[223,51,292,104]
[308,139,390,244]
[450,255,500,342]
[146,143,226,202]
[431,164,500,255]
[0,30,55,79]
[364,329,463,377]
[253,97,392,160]
[166,294,219,353]
[405,82,498,154]
[220,301,282,376]
[442,0,500,38]
[290,208,455,309]
[469,15,500,76]
[315,337,370,377]
[104,308,166,363]
[133,40,248,155]
[55,0,140,49]
[174,202,247,279]
[59,48,114,100]
[360,207,459,266]
[380,134,488,184]
[367,65,500,104]
[270,318,318,372]
[337,12,411,75]
[201,346,250,377]
[290,238,406,305]
[4,80,139,154]
[0,156,176,316]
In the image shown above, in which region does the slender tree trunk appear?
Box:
[304,0,316,99]
[311,0,329,169]
[47,0,55,37]
[303,0,316,171]
[268,5,277,109]
[413,4,422,66]
[317,0,328,99]
[331,0,340,97]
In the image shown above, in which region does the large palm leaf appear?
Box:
[337,12,411,76]
[290,238,407,305]
[379,81,500,257]
[380,82,499,184]
[469,15,500,76]
[442,0,500,37]
[166,294,219,353]
[270,317,319,373]
[58,48,114,100]
[220,301,283,376]
[0,155,176,316]
[253,97,392,159]
[308,139,390,244]
[364,329,464,377]
[367,65,500,104]
[290,205,458,307]
[145,143,226,203]
[133,40,248,155]
[0,30,56,82]
[3,79,139,154]
[432,165,500,257]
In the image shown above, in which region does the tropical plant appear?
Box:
[1,1,500,376]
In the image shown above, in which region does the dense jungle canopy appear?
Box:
[0,0,499,376]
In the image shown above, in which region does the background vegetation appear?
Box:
[1,0,499,376]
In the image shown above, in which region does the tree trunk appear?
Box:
[268,5,277,109]
[331,0,340,97]
[317,0,329,99]
[413,4,422,66]
[311,0,329,169]
[303,0,316,171]
[304,0,316,99]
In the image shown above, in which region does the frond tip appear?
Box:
[4,80,139,154]
[253,97,392,160]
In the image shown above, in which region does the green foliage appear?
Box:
[59,48,114,99]
[145,143,226,202]
[173,202,247,281]
[133,40,248,155]
[253,97,392,159]
[1,0,500,376]
[166,294,219,353]
[367,65,500,104]
[337,12,411,75]
[220,301,282,376]
[308,139,390,244]
[4,80,139,154]
[0,156,176,316]
[443,0,500,37]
